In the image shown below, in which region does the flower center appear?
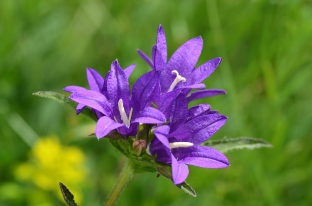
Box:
[168,70,186,92]
[169,142,194,149]
[118,99,133,128]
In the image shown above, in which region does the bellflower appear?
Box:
[64,64,135,117]
[138,25,226,102]
[149,93,229,184]
[64,60,166,138]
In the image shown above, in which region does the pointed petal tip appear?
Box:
[213,57,222,65]
[196,36,203,40]
[157,24,164,32]
[63,86,70,92]
[86,67,95,72]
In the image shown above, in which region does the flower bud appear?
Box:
[132,139,147,156]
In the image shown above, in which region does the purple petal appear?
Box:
[190,57,222,84]
[172,145,229,168]
[156,25,167,63]
[170,114,227,144]
[150,138,171,163]
[63,86,88,93]
[137,49,154,69]
[69,90,112,116]
[154,125,170,149]
[86,68,104,92]
[124,64,136,79]
[95,116,124,139]
[153,45,165,71]
[177,83,206,90]
[154,90,180,119]
[63,86,89,115]
[187,89,226,102]
[159,37,203,92]
[169,92,188,132]
[132,107,166,124]
[76,104,85,115]
[107,60,131,115]
[188,104,211,120]
[171,155,189,185]
[132,71,160,113]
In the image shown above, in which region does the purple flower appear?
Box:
[63,25,230,186]
[138,25,226,101]
[65,60,166,138]
[148,91,229,184]
[64,64,135,117]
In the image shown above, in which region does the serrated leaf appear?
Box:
[204,137,272,153]
[59,182,78,206]
[33,91,97,121]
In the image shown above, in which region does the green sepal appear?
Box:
[33,91,97,121]
[59,182,78,206]
[155,163,196,196]
[204,137,272,153]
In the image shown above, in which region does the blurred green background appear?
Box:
[1,0,312,205]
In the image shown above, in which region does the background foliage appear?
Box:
[1,0,311,205]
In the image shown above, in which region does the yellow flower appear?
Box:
[15,135,87,204]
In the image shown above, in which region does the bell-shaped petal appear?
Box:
[63,85,88,93]
[149,126,171,163]
[156,25,167,63]
[154,125,170,150]
[132,107,166,124]
[86,68,104,92]
[188,104,211,120]
[152,45,165,71]
[75,104,86,115]
[187,89,226,102]
[171,155,189,185]
[107,60,131,116]
[170,114,227,144]
[169,92,188,132]
[132,71,160,113]
[154,89,180,119]
[69,90,112,117]
[64,86,88,114]
[172,145,229,168]
[137,49,154,69]
[190,57,222,84]
[159,37,203,92]
[95,116,124,139]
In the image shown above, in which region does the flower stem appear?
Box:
[104,160,134,206]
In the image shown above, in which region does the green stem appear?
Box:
[104,160,134,206]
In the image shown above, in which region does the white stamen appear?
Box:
[169,142,194,149]
[118,99,132,128]
[168,70,186,92]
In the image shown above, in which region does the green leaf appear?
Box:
[33,91,97,121]
[59,182,78,206]
[204,137,272,153]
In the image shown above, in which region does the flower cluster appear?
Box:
[64,25,229,185]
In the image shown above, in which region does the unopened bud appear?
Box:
[132,139,147,156]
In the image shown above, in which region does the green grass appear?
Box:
[1,0,312,205]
